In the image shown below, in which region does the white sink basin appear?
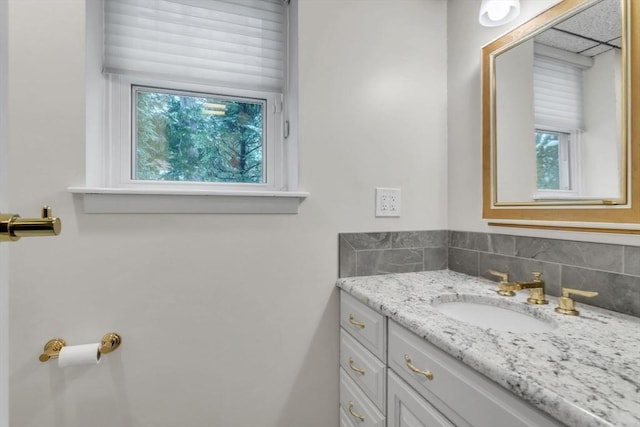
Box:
[434,299,555,333]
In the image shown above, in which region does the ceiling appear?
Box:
[534,0,621,57]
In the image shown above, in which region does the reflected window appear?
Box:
[533,54,584,198]
[535,130,571,191]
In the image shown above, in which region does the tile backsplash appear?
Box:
[338,230,640,317]
[339,230,448,277]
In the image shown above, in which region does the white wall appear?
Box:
[495,39,536,202]
[582,49,621,198]
[447,0,640,245]
[7,1,447,426]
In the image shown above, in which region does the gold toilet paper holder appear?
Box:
[39,332,121,362]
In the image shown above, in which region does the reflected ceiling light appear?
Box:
[202,102,227,116]
[479,0,520,27]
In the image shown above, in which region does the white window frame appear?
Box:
[533,127,583,200]
[109,76,283,192]
[70,0,306,214]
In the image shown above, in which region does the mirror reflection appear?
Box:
[494,0,624,204]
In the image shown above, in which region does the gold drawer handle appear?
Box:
[348,313,366,329]
[348,357,366,375]
[404,354,433,381]
[348,401,365,422]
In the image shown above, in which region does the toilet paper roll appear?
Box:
[58,343,101,368]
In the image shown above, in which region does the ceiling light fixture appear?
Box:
[479,0,520,27]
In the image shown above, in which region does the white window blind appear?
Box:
[104,0,286,93]
[533,54,584,131]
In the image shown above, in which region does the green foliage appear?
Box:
[135,90,263,183]
[535,131,560,190]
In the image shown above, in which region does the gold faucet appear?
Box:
[487,270,548,305]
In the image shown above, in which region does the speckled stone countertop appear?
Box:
[336,270,640,427]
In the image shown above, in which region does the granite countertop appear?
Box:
[336,270,640,427]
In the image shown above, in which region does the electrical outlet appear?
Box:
[375,188,401,217]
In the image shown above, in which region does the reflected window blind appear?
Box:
[104,0,286,93]
[534,54,584,131]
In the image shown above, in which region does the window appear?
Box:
[535,130,571,191]
[133,87,267,184]
[72,0,305,213]
[533,54,583,198]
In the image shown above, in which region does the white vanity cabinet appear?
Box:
[339,290,564,427]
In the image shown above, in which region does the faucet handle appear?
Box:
[554,287,598,316]
[487,270,515,296]
[531,271,543,281]
[487,269,509,283]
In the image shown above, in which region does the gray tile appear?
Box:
[340,232,392,250]
[339,236,357,278]
[624,246,640,276]
[478,253,562,297]
[561,266,640,317]
[356,249,424,276]
[515,237,623,273]
[449,231,489,252]
[487,234,516,256]
[392,230,447,249]
[423,247,448,271]
[448,247,478,276]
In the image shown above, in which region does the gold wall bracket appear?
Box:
[0,205,61,242]
[38,332,122,362]
[99,332,121,354]
[38,338,66,362]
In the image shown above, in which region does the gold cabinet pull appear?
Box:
[348,357,366,375]
[348,314,365,329]
[348,401,365,422]
[404,354,433,381]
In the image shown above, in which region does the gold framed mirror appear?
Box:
[482,0,639,233]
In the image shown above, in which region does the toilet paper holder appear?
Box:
[39,332,121,362]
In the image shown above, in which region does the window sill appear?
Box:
[68,187,308,214]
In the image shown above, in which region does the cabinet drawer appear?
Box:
[388,370,455,427]
[340,329,386,413]
[340,407,358,427]
[340,291,387,361]
[389,321,562,427]
[340,368,385,427]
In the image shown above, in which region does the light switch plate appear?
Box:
[375,188,401,217]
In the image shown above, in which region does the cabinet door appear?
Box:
[388,371,454,427]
